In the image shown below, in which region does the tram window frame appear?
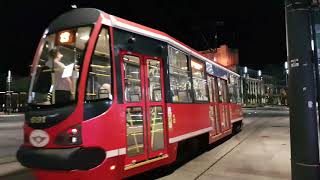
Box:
[213,77,219,103]
[85,26,113,102]
[123,55,142,103]
[207,76,213,103]
[236,77,242,104]
[228,75,239,103]
[209,76,219,103]
[29,25,94,108]
[224,79,230,103]
[232,76,241,104]
[218,78,229,103]
[168,46,192,103]
[190,57,209,103]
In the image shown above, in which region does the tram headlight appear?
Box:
[54,124,82,146]
[110,165,116,170]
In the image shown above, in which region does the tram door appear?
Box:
[217,78,231,132]
[207,76,221,136]
[121,52,167,166]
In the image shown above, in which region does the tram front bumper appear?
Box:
[16,146,106,170]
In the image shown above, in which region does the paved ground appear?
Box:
[196,116,290,180]
[0,108,290,180]
[151,109,290,180]
[0,113,26,178]
[0,114,24,161]
[161,110,291,180]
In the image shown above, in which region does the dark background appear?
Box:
[1,1,286,77]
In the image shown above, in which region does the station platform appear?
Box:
[157,109,290,180]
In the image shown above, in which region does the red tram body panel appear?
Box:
[17,8,243,180]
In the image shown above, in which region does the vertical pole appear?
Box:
[310,5,320,124]
[285,0,320,179]
[6,70,12,114]
[285,72,288,87]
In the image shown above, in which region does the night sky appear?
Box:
[2,1,286,77]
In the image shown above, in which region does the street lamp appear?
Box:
[284,61,289,86]
[284,61,288,70]
[257,70,262,104]
[6,70,12,114]
[258,70,262,77]
[244,66,248,78]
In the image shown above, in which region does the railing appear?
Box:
[0,91,27,114]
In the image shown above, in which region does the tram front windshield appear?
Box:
[29,27,92,106]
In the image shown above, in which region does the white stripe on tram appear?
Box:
[106,148,126,158]
[231,117,243,123]
[169,127,213,144]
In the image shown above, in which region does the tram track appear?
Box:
[194,117,267,179]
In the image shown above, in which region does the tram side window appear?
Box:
[123,55,141,102]
[218,78,228,103]
[85,28,112,101]
[228,75,238,103]
[191,57,208,101]
[236,77,242,103]
[168,46,192,103]
[233,76,241,103]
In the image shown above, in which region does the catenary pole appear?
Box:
[285,0,320,179]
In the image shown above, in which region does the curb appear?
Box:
[0,122,24,130]
[0,156,17,165]
[0,114,24,123]
[0,113,24,116]
[0,161,27,177]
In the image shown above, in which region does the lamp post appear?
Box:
[243,66,248,105]
[285,0,320,179]
[243,66,248,78]
[284,61,289,87]
[6,70,12,114]
[257,70,262,105]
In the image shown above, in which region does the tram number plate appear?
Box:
[30,116,46,123]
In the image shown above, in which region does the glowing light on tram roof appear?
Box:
[59,32,71,43]
[56,30,75,45]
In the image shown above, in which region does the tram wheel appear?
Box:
[232,121,243,134]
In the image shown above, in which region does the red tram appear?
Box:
[17,8,243,179]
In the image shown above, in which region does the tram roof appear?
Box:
[48,8,239,77]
